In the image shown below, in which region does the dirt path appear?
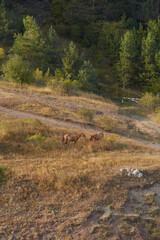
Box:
[131,114,160,134]
[1,106,160,150]
[0,106,100,133]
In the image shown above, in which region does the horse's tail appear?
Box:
[62,136,65,143]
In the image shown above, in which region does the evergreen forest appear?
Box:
[1,0,160,95]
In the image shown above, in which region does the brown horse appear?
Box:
[63,133,86,144]
[90,132,104,141]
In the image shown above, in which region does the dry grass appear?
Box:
[1,82,160,239]
[0,115,160,239]
[0,80,117,122]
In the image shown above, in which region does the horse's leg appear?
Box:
[74,137,79,144]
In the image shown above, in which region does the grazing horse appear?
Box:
[63,133,86,144]
[90,132,104,142]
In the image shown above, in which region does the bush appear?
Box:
[140,92,160,112]
[0,166,10,183]
[2,54,34,84]
[47,73,79,94]
[26,133,45,150]
[77,107,94,122]
[0,118,44,141]
[97,116,116,131]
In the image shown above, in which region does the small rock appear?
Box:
[132,169,139,176]
[126,168,131,172]
[137,173,143,178]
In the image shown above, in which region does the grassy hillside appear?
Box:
[1,83,160,239]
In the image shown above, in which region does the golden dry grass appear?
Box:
[0,80,117,122]
[1,82,160,239]
[0,115,160,239]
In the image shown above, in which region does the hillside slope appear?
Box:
[0,83,160,239]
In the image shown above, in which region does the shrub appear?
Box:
[34,68,44,85]
[77,107,94,122]
[140,92,160,112]
[97,116,116,131]
[2,54,34,84]
[26,133,45,150]
[107,134,116,144]
[47,73,79,94]
[0,166,10,183]
[0,118,44,142]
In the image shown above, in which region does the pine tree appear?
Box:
[11,16,61,72]
[77,60,98,90]
[118,30,139,88]
[11,16,45,69]
[43,26,60,71]
[140,31,158,91]
[61,41,83,80]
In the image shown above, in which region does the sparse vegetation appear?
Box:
[0,166,10,183]
[77,107,94,122]
[97,116,117,132]
[140,92,160,113]
[1,86,160,239]
[26,133,45,150]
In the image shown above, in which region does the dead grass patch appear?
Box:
[1,82,160,239]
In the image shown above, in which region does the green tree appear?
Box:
[61,41,83,80]
[50,0,65,24]
[142,31,157,66]
[139,0,158,22]
[11,16,61,72]
[118,30,139,88]
[77,60,98,90]
[11,16,45,69]
[97,15,132,56]
[140,31,158,91]
[43,26,61,72]
[2,54,34,85]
